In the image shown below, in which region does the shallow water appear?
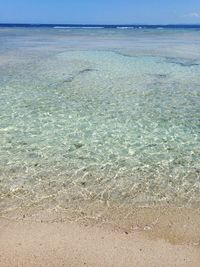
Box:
[0,27,200,217]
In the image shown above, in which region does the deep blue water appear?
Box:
[1,23,200,29]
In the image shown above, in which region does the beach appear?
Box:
[0,215,200,267]
[1,205,200,266]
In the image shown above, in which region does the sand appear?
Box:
[0,217,200,267]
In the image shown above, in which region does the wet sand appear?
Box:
[0,217,200,267]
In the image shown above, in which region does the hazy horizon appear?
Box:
[1,22,200,26]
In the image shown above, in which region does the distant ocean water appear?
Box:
[0,25,199,221]
[1,23,200,29]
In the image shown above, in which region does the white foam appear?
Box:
[117,27,135,29]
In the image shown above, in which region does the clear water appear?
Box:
[0,27,200,217]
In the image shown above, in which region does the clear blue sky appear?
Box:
[0,0,200,24]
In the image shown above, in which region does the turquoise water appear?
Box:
[0,27,200,216]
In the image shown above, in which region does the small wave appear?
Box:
[117,27,136,29]
[81,27,105,29]
[117,27,129,29]
[54,26,104,29]
[54,26,72,29]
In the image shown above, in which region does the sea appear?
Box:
[0,24,200,228]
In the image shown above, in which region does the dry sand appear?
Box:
[0,217,200,267]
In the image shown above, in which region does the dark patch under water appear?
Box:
[165,57,200,67]
[49,68,97,88]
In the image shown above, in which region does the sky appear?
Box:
[0,0,200,25]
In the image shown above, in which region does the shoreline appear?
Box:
[0,216,199,267]
[0,201,200,245]
[2,203,200,244]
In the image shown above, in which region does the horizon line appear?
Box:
[1,22,200,26]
